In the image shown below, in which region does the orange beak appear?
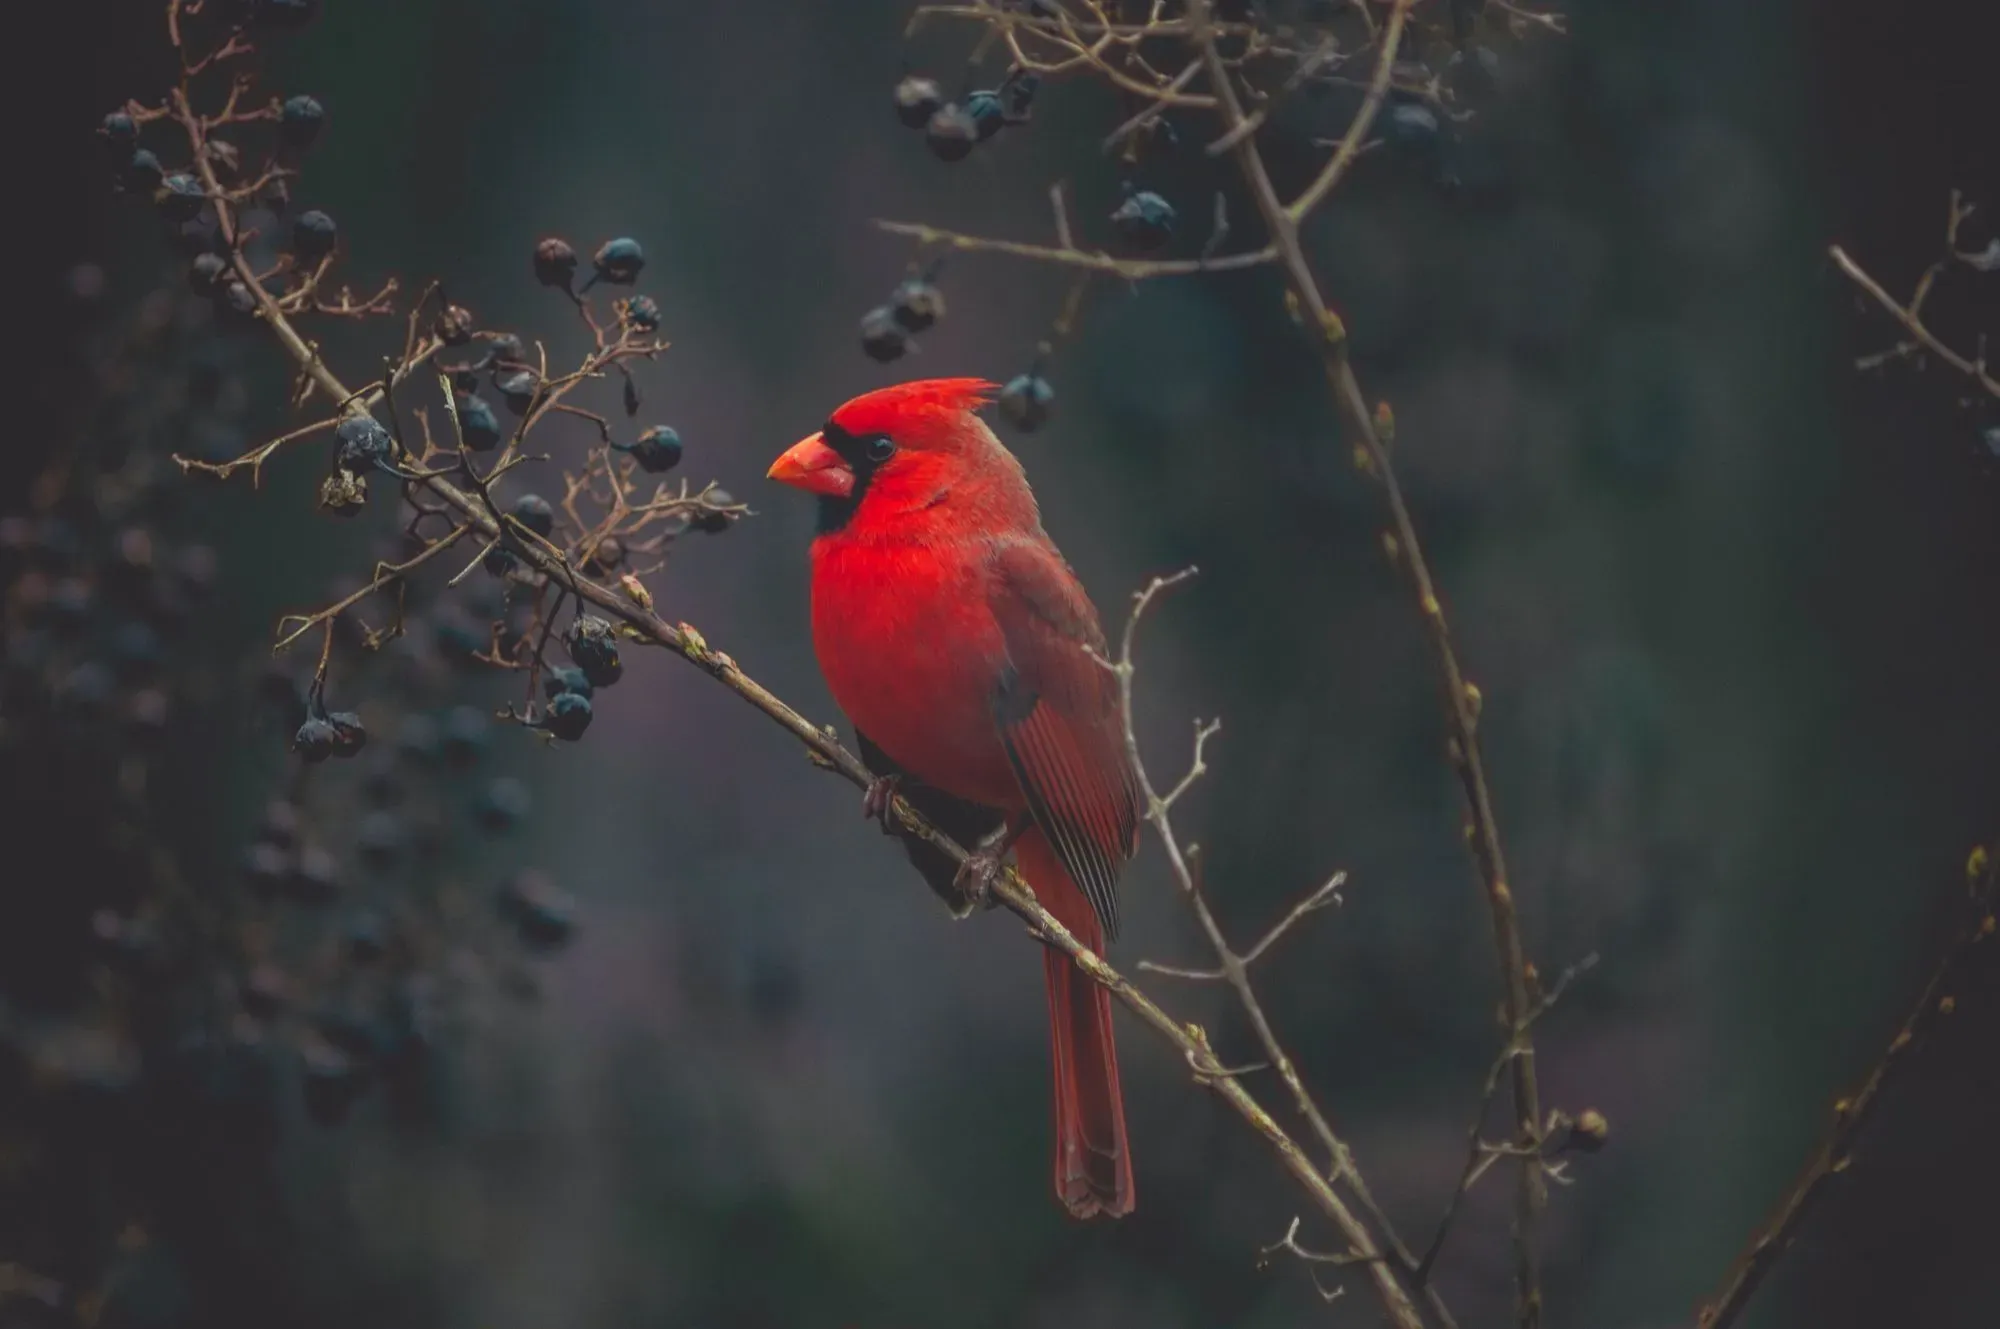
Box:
[766,432,855,498]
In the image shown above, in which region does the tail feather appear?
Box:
[1022,830,1133,1219]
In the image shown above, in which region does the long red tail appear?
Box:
[1020,830,1134,1219]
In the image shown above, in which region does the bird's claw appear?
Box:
[950,849,1006,917]
[861,774,903,836]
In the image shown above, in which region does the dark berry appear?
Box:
[433,303,475,345]
[218,280,258,317]
[966,90,1007,141]
[498,870,576,951]
[584,536,624,572]
[511,493,555,538]
[563,616,623,688]
[894,75,944,128]
[1384,101,1443,155]
[292,208,338,262]
[102,110,138,152]
[925,104,979,162]
[1110,191,1176,251]
[624,294,661,332]
[592,237,645,285]
[279,94,325,149]
[487,331,525,363]
[695,490,735,534]
[326,710,367,758]
[454,393,502,451]
[619,424,683,473]
[998,372,1055,432]
[293,716,339,762]
[158,173,207,223]
[334,413,394,471]
[189,251,228,291]
[543,690,593,741]
[475,777,533,833]
[542,666,593,700]
[482,545,518,578]
[859,306,908,362]
[534,236,578,287]
[441,704,489,766]
[890,278,945,333]
[124,149,164,192]
[496,370,539,415]
[1000,69,1041,121]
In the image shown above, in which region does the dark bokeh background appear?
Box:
[9,1,1999,1327]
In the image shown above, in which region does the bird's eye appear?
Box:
[864,435,896,463]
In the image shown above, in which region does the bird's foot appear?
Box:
[861,773,903,836]
[948,824,1024,918]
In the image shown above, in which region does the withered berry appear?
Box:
[534,236,578,288]
[593,237,646,285]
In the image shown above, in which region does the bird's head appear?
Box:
[768,378,1033,536]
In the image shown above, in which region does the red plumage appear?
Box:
[768,378,1139,1218]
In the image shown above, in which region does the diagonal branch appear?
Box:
[1696,840,2000,1329]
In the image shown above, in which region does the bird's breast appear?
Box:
[809,539,1020,809]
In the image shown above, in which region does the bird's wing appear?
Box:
[986,538,1141,940]
[855,728,1007,910]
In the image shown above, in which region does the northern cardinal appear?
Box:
[767,377,1139,1218]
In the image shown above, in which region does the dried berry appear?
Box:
[584,536,624,572]
[859,306,908,362]
[511,493,555,538]
[592,237,646,285]
[102,110,138,152]
[487,331,525,364]
[293,715,339,762]
[279,94,325,150]
[619,424,683,473]
[563,616,623,688]
[189,251,228,291]
[925,103,980,162]
[158,173,207,223]
[1384,101,1442,155]
[433,303,475,345]
[123,149,164,192]
[890,278,945,333]
[1109,190,1175,251]
[624,294,662,332]
[496,370,539,415]
[454,393,502,451]
[292,208,338,262]
[334,413,394,471]
[542,666,594,701]
[534,236,578,288]
[894,75,944,128]
[326,710,367,758]
[694,490,735,534]
[966,90,1007,141]
[543,690,593,741]
[998,372,1055,432]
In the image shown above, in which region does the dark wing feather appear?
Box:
[855,728,1006,908]
[986,540,1141,940]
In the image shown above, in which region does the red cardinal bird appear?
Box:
[767,377,1140,1219]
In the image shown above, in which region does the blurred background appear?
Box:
[6,1,1998,1328]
